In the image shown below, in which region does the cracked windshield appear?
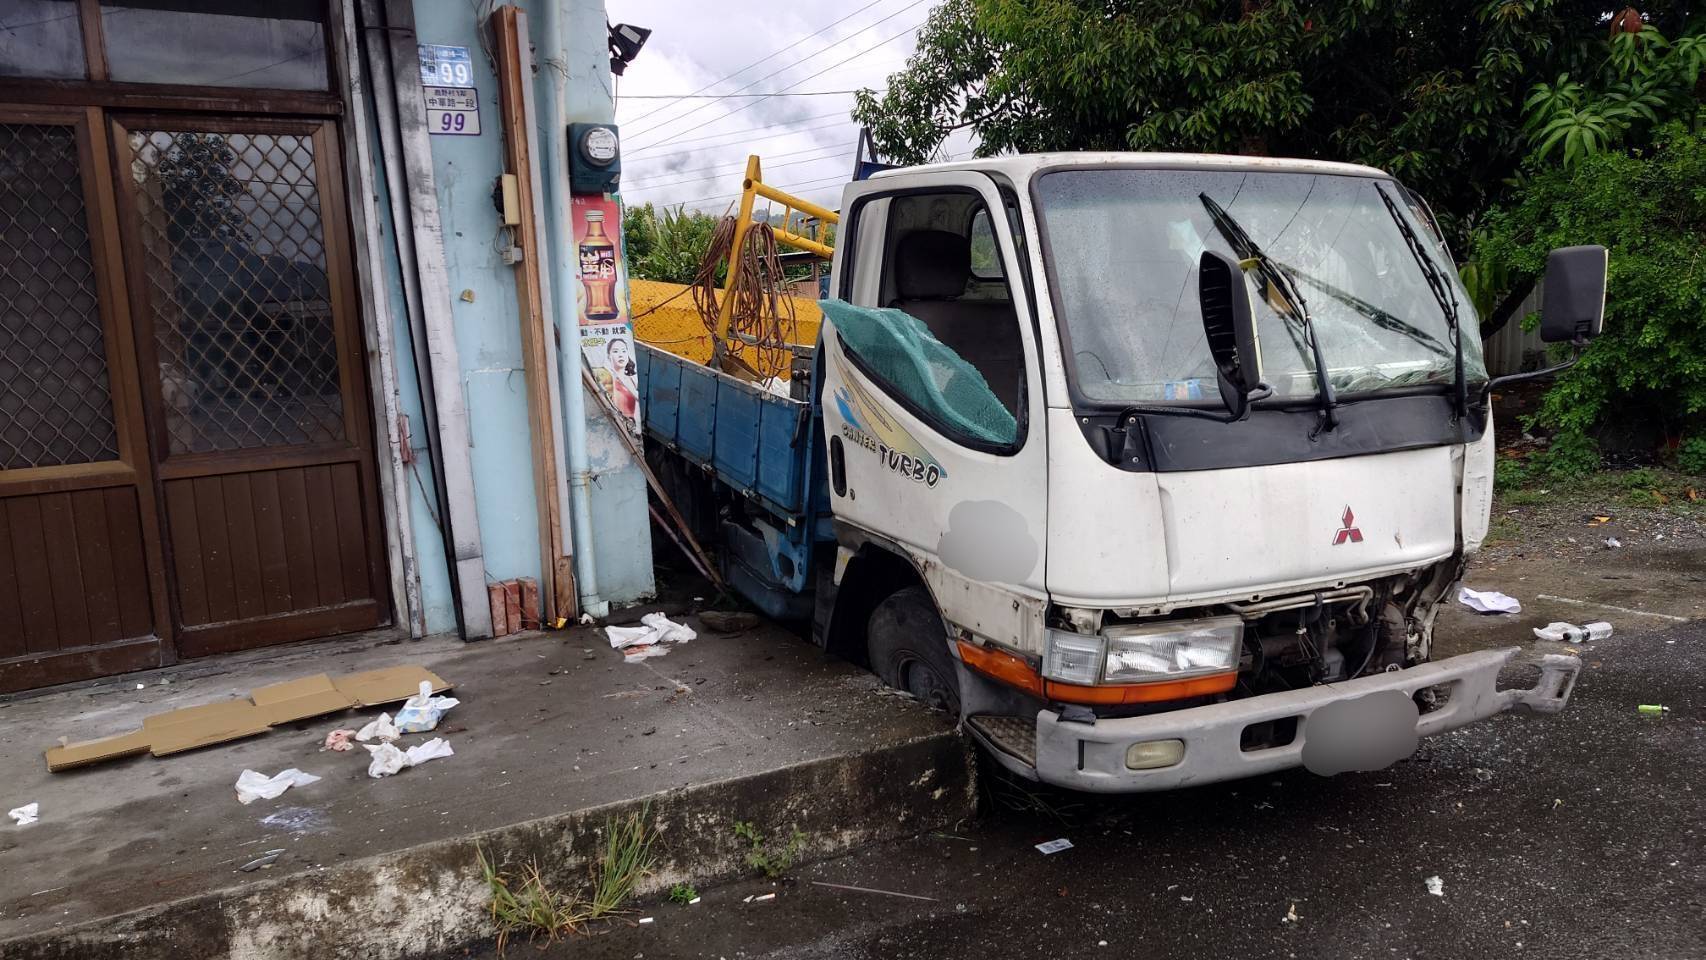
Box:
[1036,168,1488,403]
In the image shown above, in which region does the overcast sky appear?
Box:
[608,0,973,214]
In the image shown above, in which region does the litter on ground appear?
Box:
[607,613,697,662]
[1457,586,1522,614]
[809,880,939,902]
[234,768,321,804]
[394,681,460,733]
[8,802,39,826]
[239,849,285,872]
[1282,903,1301,923]
[1637,704,1670,717]
[356,712,400,743]
[322,729,357,752]
[1533,621,1612,642]
[364,737,455,778]
[1035,838,1074,855]
[1425,876,1445,897]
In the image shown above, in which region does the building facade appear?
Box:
[0,0,653,691]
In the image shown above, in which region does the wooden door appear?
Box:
[111,115,388,657]
[0,105,172,691]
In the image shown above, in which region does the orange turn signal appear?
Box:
[1044,670,1237,705]
[957,641,1238,705]
[956,640,1044,697]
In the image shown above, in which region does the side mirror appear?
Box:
[1539,245,1608,343]
[1198,250,1266,419]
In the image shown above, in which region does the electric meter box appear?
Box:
[568,122,621,195]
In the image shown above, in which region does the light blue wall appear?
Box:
[371,0,653,630]
[410,2,544,600]
[538,0,657,605]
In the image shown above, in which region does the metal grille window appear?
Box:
[128,128,345,455]
[0,122,121,470]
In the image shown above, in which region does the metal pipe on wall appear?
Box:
[538,0,605,615]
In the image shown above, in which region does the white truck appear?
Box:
[637,152,1607,792]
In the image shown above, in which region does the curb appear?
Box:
[4,732,976,960]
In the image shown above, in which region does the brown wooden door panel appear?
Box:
[0,105,170,691]
[162,463,382,634]
[110,113,390,657]
[0,488,160,655]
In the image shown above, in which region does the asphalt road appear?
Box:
[463,619,1703,960]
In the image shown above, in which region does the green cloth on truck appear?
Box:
[818,298,1018,445]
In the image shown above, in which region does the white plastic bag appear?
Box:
[364,737,454,778]
[394,681,460,734]
[606,613,697,662]
[235,769,321,804]
[1458,586,1522,614]
[355,711,399,742]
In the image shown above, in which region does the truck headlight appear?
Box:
[1043,617,1243,686]
[1102,617,1243,683]
[1042,631,1103,685]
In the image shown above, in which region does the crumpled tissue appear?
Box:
[606,613,697,662]
[355,712,400,743]
[364,737,454,778]
[235,769,321,804]
[394,681,460,734]
[8,802,39,826]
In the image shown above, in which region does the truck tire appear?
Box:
[866,586,961,715]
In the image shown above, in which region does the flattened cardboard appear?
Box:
[251,674,358,725]
[333,666,451,707]
[44,664,453,772]
[146,700,271,756]
[44,729,151,772]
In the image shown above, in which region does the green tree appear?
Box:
[1473,122,1706,468]
[853,1,1698,245]
[622,201,725,285]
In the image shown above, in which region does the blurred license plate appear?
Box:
[1300,690,1420,776]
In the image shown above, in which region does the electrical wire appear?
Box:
[624,141,857,190]
[620,0,891,126]
[694,216,799,380]
[625,113,848,156]
[626,0,930,145]
[628,18,924,154]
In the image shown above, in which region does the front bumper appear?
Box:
[1001,648,1578,793]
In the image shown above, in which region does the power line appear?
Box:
[631,18,924,154]
[620,90,860,99]
[619,0,891,127]
[625,143,857,190]
[642,174,851,211]
[628,138,857,181]
[628,117,854,161]
[626,0,930,145]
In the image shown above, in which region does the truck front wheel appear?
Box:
[866,586,961,715]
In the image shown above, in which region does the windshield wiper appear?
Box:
[1375,183,1466,419]
[1198,193,1338,433]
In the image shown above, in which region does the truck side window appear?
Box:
[856,191,1025,433]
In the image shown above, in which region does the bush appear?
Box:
[1528,432,1601,480]
[1474,121,1706,460]
[1679,436,1706,476]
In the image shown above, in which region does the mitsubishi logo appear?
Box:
[1332,506,1363,545]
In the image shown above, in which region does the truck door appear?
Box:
[820,172,1048,651]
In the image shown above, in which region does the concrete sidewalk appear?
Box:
[0,617,974,959]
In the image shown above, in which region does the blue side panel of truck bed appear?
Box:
[636,343,831,615]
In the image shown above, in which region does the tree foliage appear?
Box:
[1474,122,1706,463]
[622,201,725,285]
[853,0,1698,244]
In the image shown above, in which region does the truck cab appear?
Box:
[808,153,1604,791]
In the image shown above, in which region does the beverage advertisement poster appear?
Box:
[573,195,639,434]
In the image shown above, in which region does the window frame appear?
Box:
[834,179,1033,457]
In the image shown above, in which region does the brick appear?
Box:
[503,580,522,636]
[519,577,540,630]
[487,583,509,638]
